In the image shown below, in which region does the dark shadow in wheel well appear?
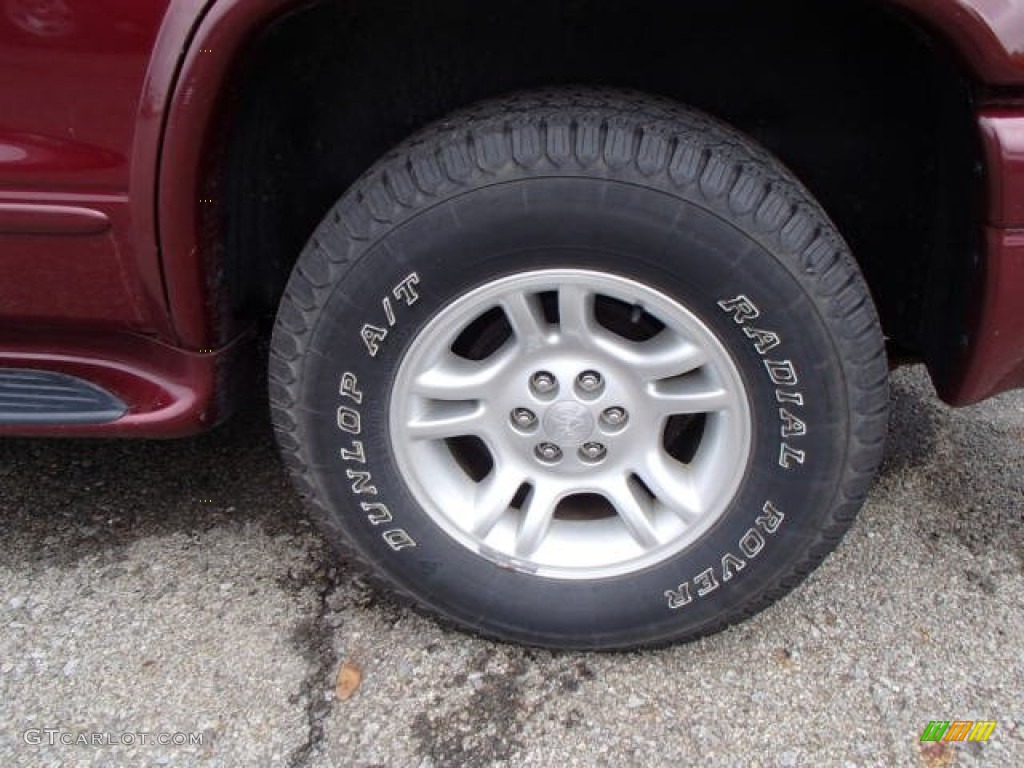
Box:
[216,0,981,370]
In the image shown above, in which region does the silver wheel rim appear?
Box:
[390,269,752,580]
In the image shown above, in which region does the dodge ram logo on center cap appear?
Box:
[543,402,595,444]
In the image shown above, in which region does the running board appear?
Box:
[0,368,126,425]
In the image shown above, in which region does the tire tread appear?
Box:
[269,88,889,650]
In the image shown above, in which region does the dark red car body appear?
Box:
[2,0,1023,437]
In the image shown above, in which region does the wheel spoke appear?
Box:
[406,402,489,441]
[412,345,516,401]
[634,452,703,524]
[501,292,548,348]
[515,482,561,557]
[593,329,707,382]
[557,284,595,340]
[648,377,732,416]
[607,477,660,548]
[471,468,524,539]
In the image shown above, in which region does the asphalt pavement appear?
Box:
[1,365,1021,767]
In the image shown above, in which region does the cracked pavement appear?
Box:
[1,365,1022,767]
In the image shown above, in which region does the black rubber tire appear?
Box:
[269,89,889,650]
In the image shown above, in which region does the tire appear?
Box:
[269,89,888,650]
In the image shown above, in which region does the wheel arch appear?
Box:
[884,0,1024,85]
[153,0,1013,398]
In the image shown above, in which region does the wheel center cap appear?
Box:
[543,401,594,445]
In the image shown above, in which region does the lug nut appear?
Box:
[511,408,537,429]
[579,442,607,462]
[530,371,558,396]
[576,370,603,394]
[535,443,563,463]
[601,407,628,428]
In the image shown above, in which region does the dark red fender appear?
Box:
[1,0,1024,436]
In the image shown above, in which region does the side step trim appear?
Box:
[0,368,126,425]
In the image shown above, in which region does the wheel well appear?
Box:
[216,0,980,366]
